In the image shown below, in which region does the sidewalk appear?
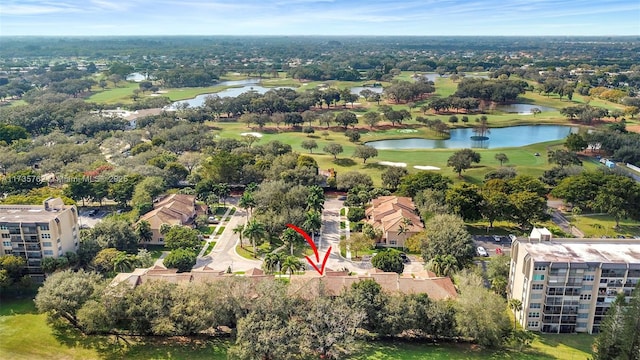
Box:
[198,206,234,257]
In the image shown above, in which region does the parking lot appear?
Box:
[472,234,512,257]
[78,208,109,229]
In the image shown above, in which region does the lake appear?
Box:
[351,86,384,95]
[166,79,293,109]
[495,103,555,114]
[366,125,577,150]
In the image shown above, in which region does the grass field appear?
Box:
[0,295,594,360]
[570,214,640,238]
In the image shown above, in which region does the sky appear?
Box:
[1,0,639,36]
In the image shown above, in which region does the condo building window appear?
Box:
[43,242,52,247]
[579,294,592,300]
[43,250,53,256]
[41,234,51,239]
[532,284,544,290]
[528,312,540,318]
[583,275,594,281]
[0,225,7,230]
[40,224,49,231]
[530,303,541,309]
[527,321,539,327]
[534,266,546,271]
[1,233,9,238]
[2,241,10,247]
[533,274,545,281]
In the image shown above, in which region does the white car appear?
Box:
[493,235,502,242]
[509,234,517,242]
[477,246,489,257]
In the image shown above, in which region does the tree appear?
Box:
[363,111,381,128]
[371,249,404,274]
[344,129,361,142]
[593,291,640,360]
[238,190,257,221]
[337,171,373,190]
[164,226,200,251]
[304,296,365,359]
[0,255,25,288]
[445,183,483,221]
[163,248,196,272]
[242,220,266,257]
[301,139,318,153]
[508,191,548,228]
[34,269,104,330]
[281,228,304,256]
[335,111,358,128]
[455,270,510,347]
[381,166,408,190]
[427,254,458,277]
[262,252,284,274]
[564,133,588,152]
[447,149,481,177]
[233,223,246,248]
[135,220,153,244]
[593,176,640,227]
[481,190,509,228]
[494,153,509,166]
[89,218,138,253]
[508,299,523,330]
[344,279,388,333]
[280,255,305,279]
[353,145,378,164]
[548,149,582,168]
[347,233,375,258]
[420,214,474,268]
[323,143,343,160]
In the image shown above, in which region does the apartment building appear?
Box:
[508,228,640,334]
[507,229,640,333]
[0,198,79,282]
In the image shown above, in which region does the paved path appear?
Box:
[194,197,261,272]
[197,206,233,257]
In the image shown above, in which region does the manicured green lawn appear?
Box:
[87,82,139,104]
[198,225,215,235]
[0,297,594,360]
[145,244,169,260]
[571,214,640,238]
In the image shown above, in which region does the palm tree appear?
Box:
[303,210,322,243]
[281,228,303,256]
[396,217,413,250]
[428,254,458,277]
[232,223,246,248]
[508,299,523,330]
[242,220,266,257]
[306,185,325,213]
[263,252,283,274]
[113,253,137,273]
[135,220,153,245]
[280,255,305,279]
[238,191,256,221]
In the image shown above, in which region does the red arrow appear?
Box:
[286,223,331,275]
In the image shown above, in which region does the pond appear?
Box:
[166,79,293,109]
[351,86,384,95]
[365,125,577,150]
[494,103,555,114]
[126,72,154,82]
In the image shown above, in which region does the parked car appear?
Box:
[87,209,97,216]
[493,235,502,243]
[496,248,503,255]
[509,234,517,242]
[477,246,489,257]
[208,216,219,224]
[399,252,410,263]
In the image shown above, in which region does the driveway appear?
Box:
[194,197,261,272]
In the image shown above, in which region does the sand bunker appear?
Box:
[414,165,441,170]
[240,132,263,138]
[379,161,407,167]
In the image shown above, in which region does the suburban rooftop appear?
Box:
[517,239,640,264]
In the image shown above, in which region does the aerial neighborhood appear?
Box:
[1,7,640,358]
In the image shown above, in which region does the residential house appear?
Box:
[365,196,423,248]
[137,194,207,244]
